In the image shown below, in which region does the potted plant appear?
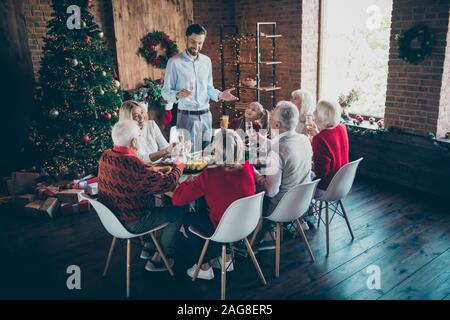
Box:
[338,89,360,121]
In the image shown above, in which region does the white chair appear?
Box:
[81,195,174,297]
[189,192,267,300]
[252,180,319,278]
[313,158,363,256]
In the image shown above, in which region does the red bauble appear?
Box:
[82,134,90,142]
[60,47,67,53]
[85,36,91,44]
[104,112,112,120]
[114,106,120,112]
[67,82,75,89]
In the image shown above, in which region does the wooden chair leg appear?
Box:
[325,202,330,256]
[275,223,281,278]
[149,232,174,276]
[339,200,354,239]
[244,238,267,286]
[295,219,315,262]
[221,244,227,300]
[126,239,131,298]
[192,239,210,281]
[249,218,263,248]
[103,237,117,277]
[317,201,323,229]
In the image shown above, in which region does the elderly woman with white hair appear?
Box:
[172,129,255,280]
[119,100,175,163]
[291,89,315,135]
[307,99,349,190]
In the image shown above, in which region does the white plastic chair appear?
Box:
[80,195,174,297]
[188,192,267,300]
[258,180,319,278]
[313,158,363,256]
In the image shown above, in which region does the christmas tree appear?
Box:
[30,0,122,177]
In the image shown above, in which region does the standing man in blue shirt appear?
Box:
[162,24,238,152]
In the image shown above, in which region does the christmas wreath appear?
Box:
[397,25,435,65]
[139,31,178,69]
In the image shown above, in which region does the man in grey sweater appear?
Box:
[255,101,313,249]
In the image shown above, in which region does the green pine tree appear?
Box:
[30,0,122,177]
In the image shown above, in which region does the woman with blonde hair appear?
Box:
[119,100,174,163]
[291,89,315,135]
[307,99,349,190]
[172,129,255,280]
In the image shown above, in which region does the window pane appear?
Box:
[320,0,393,118]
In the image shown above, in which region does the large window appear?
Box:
[320,0,393,118]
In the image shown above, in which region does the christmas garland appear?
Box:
[397,25,435,65]
[139,31,178,69]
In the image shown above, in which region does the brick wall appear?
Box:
[234,0,303,109]
[384,0,450,136]
[437,15,450,139]
[193,0,235,123]
[22,0,117,83]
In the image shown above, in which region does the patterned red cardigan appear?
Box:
[98,146,183,224]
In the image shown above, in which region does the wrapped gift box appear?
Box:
[69,175,98,190]
[13,194,37,208]
[34,183,60,200]
[11,172,41,195]
[24,197,60,218]
[87,182,98,196]
[61,200,91,215]
[56,189,84,203]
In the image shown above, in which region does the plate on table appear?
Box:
[183,159,209,174]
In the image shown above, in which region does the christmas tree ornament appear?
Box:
[86,0,93,9]
[81,21,87,28]
[59,47,67,53]
[111,87,117,93]
[67,82,75,89]
[101,70,107,77]
[82,134,90,143]
[112,71,118,79]
[49,109,60,118]
[85,35,91,44]
[99,88,105,95]
[114,106,120,112]
[64,101,69,107]
[113,111,118,117]
[104,112,112,120]
[86,95,95,106]
[98,32,104,39]
[70,58,78,67]
[113,80,120,88]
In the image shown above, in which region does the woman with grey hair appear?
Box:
[291,89,315,135]
[307,99,349,190]
[119,100,174,163]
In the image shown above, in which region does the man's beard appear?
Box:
[187,48,198,56]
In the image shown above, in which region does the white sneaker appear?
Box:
[140,242,155,260]
[210,257,234,271]
[186,264,215,280]
[300,219,310,231]
[145,258,174,272]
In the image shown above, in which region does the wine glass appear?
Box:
[305,114,314,138]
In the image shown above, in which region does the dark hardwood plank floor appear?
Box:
[0,178,449,300]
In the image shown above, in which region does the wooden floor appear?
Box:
[1,178,449,300]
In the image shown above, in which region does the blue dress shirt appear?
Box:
[162,50,221,111]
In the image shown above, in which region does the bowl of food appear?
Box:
[183,159,209,174]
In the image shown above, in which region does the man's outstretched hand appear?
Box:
[220,88,239,102]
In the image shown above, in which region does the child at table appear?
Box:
[229,102,268,132]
